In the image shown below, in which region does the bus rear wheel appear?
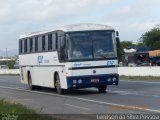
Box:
[28,73,35,90]
[55,75,63,94]
[98,85,107,93]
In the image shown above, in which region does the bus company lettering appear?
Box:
[73,63,82,67]
[73,63,91,67]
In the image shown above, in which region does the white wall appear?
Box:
[1,67,160,76]
[118,67,160,77]
[0,69,20,74]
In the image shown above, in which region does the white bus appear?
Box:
[19,23,120,94]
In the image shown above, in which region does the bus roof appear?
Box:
[19,23,114,39]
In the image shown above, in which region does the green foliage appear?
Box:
[0,100,55,120]
[0,60,16,69]
[136,42,146,47]
[120,41,133,48]
[141,27,160,50]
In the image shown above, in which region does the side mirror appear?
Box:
[116,31,119,37]
[116,37,120,48]
[116,37,120,62]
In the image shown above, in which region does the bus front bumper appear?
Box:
[67,74,119,89]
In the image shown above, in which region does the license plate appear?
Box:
[91,79,99,83]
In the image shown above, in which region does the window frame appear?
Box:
[19,31,59,54]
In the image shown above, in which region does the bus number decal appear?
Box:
[37,56,43,64]
[107,60,114,65]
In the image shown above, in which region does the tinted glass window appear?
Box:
[24,39,27,53]
[42,35,45,51]
[35,37,38,52]
[92,31,114,58]
[67,31,115,60]
[29,38,33,52]
[52,33,56,50]
[19,40,22,54]
[48,34,52,51]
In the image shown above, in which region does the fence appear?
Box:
[0,69,20,75]
[118,67,160,76]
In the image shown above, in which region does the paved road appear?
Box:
[0,76,160,119]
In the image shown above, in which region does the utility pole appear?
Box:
[6,48,8,68]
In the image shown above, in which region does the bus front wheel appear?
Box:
[98,85,107,93]
[55,75,63,94]
[28,73,35,90]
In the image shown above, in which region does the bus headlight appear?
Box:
[73,80,77,84]
[112,77,117,82]
[78,79,82,84]
[107,78,111,82]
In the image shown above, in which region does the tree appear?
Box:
[141,26,160,50]
[120,41,133,48]
[136,42,146,47]
[0,60,16,69]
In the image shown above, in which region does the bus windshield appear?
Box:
[67,31,116,61]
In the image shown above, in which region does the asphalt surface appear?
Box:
[0,76,160,119]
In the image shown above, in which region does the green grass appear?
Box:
[0,74,19,76]
[0,99,56,120]
[120,75,160,81]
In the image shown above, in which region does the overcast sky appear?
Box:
[0,0,160,50]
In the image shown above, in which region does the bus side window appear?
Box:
[48,34,52,51]
[24,39,27,53]
[32,37,35,53]
[19,40,23,54]
[29,38,33,52]
[22,39,25,54]
[56,33,58,50]
[35,37,38,52]
[38,36,42,52]
[42,35,45,51]
[27,38,30,53]
[52,33,56,51]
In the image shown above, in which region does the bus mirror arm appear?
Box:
[116,31,119,37]
[116,37,120,48]
[116,37,120,61]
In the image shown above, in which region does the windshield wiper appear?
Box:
[99,54,108,59]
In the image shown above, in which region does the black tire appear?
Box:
[28,73,35,90]
[55,75,63,94]
[98,85,107,93]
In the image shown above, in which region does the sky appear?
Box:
[0,0,160,51]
